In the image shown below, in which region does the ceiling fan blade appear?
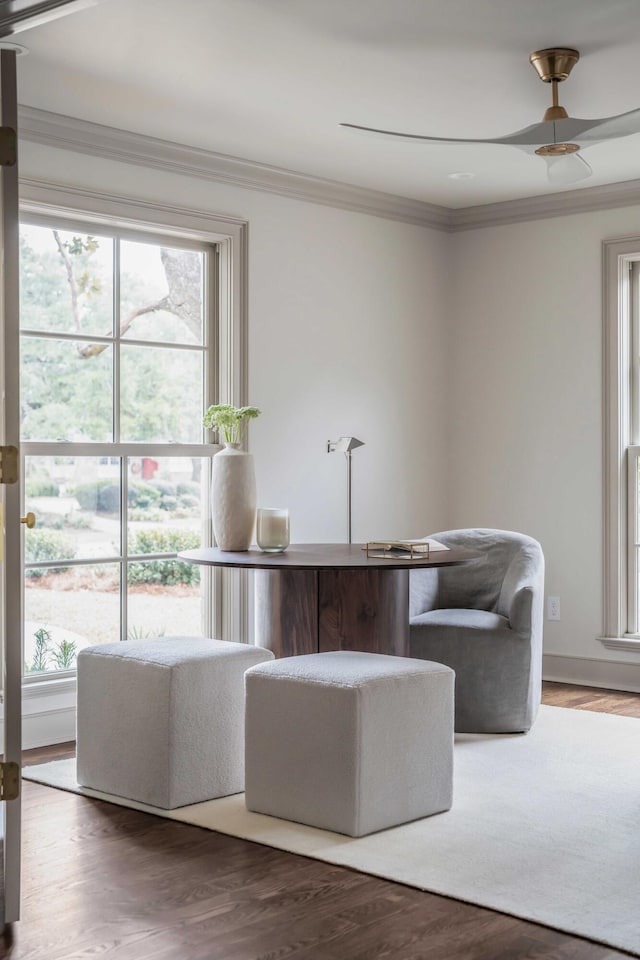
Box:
[577,107,640,143]
[543,152,592,185]
[339,121,504,145]
[493,117,599,146]
[340,117,599,149]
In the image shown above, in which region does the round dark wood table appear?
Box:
[179,543,480,658]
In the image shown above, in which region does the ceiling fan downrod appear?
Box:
[530,47,580,155]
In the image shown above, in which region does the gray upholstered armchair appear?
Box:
[409,529,544,734]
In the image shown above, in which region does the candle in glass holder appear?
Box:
[256,507,290,553]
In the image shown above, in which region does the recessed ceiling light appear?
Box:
[0,42,29,56]
[447,172,475,181]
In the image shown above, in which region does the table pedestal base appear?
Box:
[254,568,409,658]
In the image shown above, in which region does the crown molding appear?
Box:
[449,178,640,231]
[0,0,102,37]
[17,105,450,232]
[17,105,640,233]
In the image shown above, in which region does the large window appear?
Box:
[603,241,640,648]
[20,218,219,677]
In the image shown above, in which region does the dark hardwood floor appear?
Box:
[6,681,638,960]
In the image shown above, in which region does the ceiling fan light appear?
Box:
[543,152,592,185]
[535,142,580,156]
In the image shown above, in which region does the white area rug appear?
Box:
[24,705,640,956]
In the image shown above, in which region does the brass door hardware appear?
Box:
[0,126,16,167]
[0,762,19,802]
[0,445,18,484]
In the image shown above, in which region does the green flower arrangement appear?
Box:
[203,404,261,444]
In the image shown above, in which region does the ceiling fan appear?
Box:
[341,48,640,184]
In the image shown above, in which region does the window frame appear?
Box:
[20,216,218,679]
[602,238,640,650]
[13,183,249,688]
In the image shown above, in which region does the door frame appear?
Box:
[0,47,22,925]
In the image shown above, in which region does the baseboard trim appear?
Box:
[543,653,640,693]
[0,705,76,751]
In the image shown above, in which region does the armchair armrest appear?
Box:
[509,585,534,636]
[500,548,545,638]
[409,568,439,618]
[509,581,544,649]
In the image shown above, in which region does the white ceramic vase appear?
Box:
[211,443,256,551]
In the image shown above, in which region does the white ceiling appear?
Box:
[13,0,640,208]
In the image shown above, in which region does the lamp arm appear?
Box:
[346,451,352,544]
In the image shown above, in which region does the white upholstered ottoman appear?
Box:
[244,650,454,836]
[76,637,274,809]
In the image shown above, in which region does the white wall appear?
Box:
[450,206,640,689]
[248,202,450,543]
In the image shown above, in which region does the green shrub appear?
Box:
[127,528,200,585]
[73,480,120,513]
[25,529,75,577]
[73,480,103,510]
[97,483,120,513]
[73,480,197,517]
[129,507,165,522]
[178,494,199,510]
[68,515,92,529]
[128,482,161,510]
[36,512,65,530]
[177,481,201,498]
[148,480,178,498]
[74,481,171,515]
[25,478,60,497]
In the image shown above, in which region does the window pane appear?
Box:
[127,561,203,640]
[21,337,113,442]
[24,563,121,675]
[120,240,204,345]
[127,455,204,546]
[125,458,206,641]
[120,344,203,442]
[20,224,114,336]
[25,456,121,562]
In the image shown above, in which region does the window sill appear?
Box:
[22,674,76,699]
[597,636,640,653]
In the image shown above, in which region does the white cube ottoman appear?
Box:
[77,637,274,809]
[244,650,454,837]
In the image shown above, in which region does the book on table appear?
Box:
[364,538,449,559]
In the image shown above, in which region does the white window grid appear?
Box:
[20,214,220,679]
